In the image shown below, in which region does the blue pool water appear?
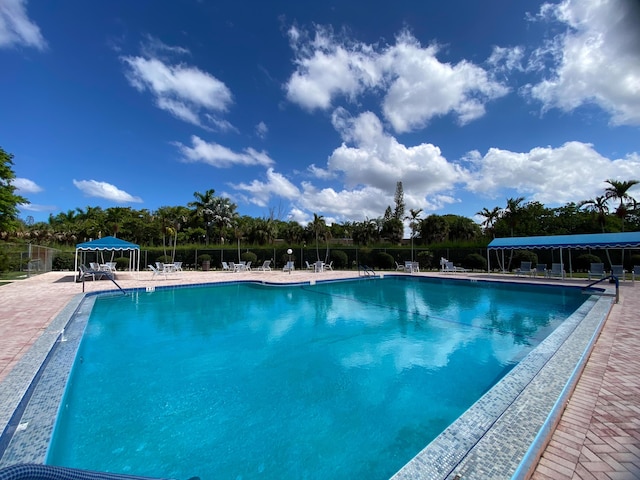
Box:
[47,277,587,479]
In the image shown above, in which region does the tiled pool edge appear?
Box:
[0,294,85,442]
[391,292,614,480]
[0,294,95,466]
[0,280,615,478]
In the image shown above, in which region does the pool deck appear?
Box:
[0,269,638,479]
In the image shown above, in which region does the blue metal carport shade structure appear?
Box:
[74,236,141,281]
[486,232,640,275]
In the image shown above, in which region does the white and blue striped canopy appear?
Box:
[487,232,640,250]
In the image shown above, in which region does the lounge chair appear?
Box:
[442,261,468,273]
[173,261,183,272]
[395,261,405,271]
[546,263,565,279]
[325,261,333,271]
[256,260,271,271]
[588,263,605,280]
[632,266,640,282]
[404,261,419,273]
[244,261,252,271]
[283,261,295,272]
[533,264,546,277]
[305,261,314,270]
[516,261,533,276]
[79,264,106,281]
[611,265,626,281]
[148,264,165,279]
[221,261,230,271]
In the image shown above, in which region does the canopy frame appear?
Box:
[486,232,640,276]
[74,236,141,281]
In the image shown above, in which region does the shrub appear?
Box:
[197,254,211,265]
[512,249,538,266]
[241,251,257,265]
[330,250,348,268]
[628,254,640,271]
[417,250,434,269]
[52,252,74,271]
[115,256,130,271]
[157,255,173,264]
[358,247,372,267]
[575,253,602,272]
[374,251,395,270]
[0,250,10,272]
[464,253,487,271]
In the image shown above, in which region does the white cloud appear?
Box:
[175,135,275,168]
[379,33,509,131]
[231,168,300,207]
[19,203,56,213]
[0,0,46,50]
[122,49,233,128]
[328,108,468,194]
[526,0,640,126]
[12,177,42,193]
[297,182,390,221]
[255,121,268,139]
[285,27,508,132]
[464,141,640,205]
[73,180,143,203]
[285,25,380,111]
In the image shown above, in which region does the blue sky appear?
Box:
[2,0,640,228]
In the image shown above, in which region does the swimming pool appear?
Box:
[43,276,590,479]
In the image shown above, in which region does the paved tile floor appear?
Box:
[1,270,639,479]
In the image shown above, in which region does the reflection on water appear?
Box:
[48,277,586,480]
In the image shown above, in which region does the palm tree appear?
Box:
[405,208,422,263]
[604,179,639,231]
[309,213,327,261]
[476,206,502,238]
[604,179,639,265]
[188,189,216,244]
[504,197,525,237]
[210,197,238,243]
[578,196,609,232]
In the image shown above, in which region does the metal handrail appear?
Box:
[584,274,619,303]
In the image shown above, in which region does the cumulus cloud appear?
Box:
[285,26,508,132]
[379,33,509,131]
[525,0,640,126]
[231,168,300,207]
[0,0,47,50]
[73,180,143,203]
[464,141,640,205]
[12,177,42,193]
[122,37,233,128]
[328,108,468,193]
[175,135,275,168]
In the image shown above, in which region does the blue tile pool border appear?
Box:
[0,277,615,479]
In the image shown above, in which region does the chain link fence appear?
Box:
[0,243,61,275]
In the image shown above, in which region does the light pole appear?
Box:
[287,248,293,274]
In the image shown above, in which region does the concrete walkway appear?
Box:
[0,270,638,479]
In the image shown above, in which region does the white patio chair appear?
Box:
[256,260,271,271]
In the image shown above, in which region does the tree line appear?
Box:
[1,147,639,249]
